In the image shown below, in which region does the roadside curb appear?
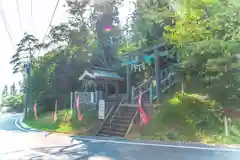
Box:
[15,117,40,132]
[15,117,128,141]
[13,117,240,151]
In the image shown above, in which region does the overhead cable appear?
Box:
[16,0,23,33]
[41,0,61,43]
[0,0,15,50]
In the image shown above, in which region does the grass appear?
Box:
[128,93,240,144]
[25,108,100,135]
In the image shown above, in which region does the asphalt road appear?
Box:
[1,113,240,160]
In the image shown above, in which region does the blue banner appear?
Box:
[122,54,154,65]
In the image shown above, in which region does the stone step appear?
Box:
[111,119,131,125]
[102,126,127,132]
[96,133,110,137]
[96,99,141,137]
[109,123,129,128]
[117,112,135,117]
[98,130,125,137]
[114,115,133,120]
[103,122,129,129]
[121,111,135,115]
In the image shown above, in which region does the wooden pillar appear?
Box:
[115,81,119,94]
[154,52,160,100]
[126,56,132,103]
[105,83,108,98]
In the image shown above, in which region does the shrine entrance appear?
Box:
[78,67,124,99]
[119,43,178,104]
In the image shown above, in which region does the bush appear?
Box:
[161,92,224,131]
[2,94,24,108]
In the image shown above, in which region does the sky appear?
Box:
[0,0,134,92]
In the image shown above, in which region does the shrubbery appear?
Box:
[138,92,226,141]
[2,94,24,109]
[162,93,224,131]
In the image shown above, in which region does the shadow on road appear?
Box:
[3,135,240,160]
[0,113,27,133]
[3,141,117,160]
[29,139,119,160]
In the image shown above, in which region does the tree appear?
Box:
[65,0,123,68]
[93,1,122,67]
[159,0,240,107]
[2,85,8,97]
[131,0,169,48]
[10,33,42,73]
[15,0,126,112]
[10,83,16,96]
[18,80,24,93]
[45,23,71,49]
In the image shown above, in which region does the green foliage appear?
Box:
[134,93,226,142]
[3,94,24,108]
[155,0,240,108]
[10,33,42,73]
[1,85,8,97]
[25,108,98,135]
[9,0,126,112]
[162,93,224,130]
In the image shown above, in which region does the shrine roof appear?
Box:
[78,67,124,81]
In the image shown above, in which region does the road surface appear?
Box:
[1,113,240,159]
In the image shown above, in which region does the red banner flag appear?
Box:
[53,100,57,121]
[76,96,83,121]
[138,90,148,125]
[33,103,38,120]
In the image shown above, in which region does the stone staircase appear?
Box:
[96,104,138,137]
[96,67,177,137]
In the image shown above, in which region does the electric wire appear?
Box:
[41,0,61,43]
[0,0,15,51]
[30,0,34,34]
[16,0,23,33]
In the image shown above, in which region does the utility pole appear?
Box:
[24,62,30,120]
[24,45,32,120]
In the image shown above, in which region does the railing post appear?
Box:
[70,92,73,109]
[73,91,76,121]
[81,92,83,103]
[149,84,153,104]
[126,58,132,103]
[131,86,134,104]
[154,53,160,100]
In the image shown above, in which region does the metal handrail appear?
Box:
[133,76,153,92]
[132,67,175,104]
[110,95,125,127]
[160,72,176,93]
[160,72,175,83]
[133,87,150,100]
[96,102,116,135]
[125,109,139,137]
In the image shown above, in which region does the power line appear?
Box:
[15,0,23,33]
[41,0,61,43]
[0,0,15,50]
[30,0,33,34]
